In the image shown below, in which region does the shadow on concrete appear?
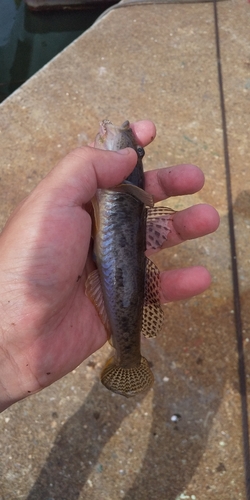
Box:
[27,191,250,499]
[27,302,230,499]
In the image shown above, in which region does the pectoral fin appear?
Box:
[85,269,110,336]
[141,258,163,338]
[146,206,176,250]
[110,183,154,207]
[90,194,100,239]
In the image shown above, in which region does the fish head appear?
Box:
[95,119,136,151]
[95,119,145,189]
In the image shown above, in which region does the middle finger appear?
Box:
[147,203,220,255]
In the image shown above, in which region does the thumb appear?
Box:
[40,146,138,206]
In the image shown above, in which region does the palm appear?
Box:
[14,200,107,387]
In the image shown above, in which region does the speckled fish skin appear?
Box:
[94,188,146,368]
[92,120,154,397]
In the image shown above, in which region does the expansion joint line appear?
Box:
[213,1,250,497]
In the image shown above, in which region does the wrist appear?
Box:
[0,320,34,411]
[0,274,39,412]
[0,352,22,412]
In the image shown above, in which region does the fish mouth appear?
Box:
[100,119,112,136]
[97,119,117,145]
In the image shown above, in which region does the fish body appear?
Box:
[92,184,154,397]
[86,120,167,397]
[94,189,146,366]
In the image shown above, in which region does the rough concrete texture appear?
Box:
[0,0,249,499]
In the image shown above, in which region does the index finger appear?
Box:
[129,123,205,201]
[144,164,205,202]
[91,120,204,202]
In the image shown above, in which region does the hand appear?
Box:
[0,120,219,411]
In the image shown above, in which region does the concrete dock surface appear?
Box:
[0,0,249,498]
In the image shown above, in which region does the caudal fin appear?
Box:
[101,356,154,398]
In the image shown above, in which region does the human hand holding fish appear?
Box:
[0,120,219,411]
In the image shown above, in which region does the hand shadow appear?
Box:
[27,380,140,500]
[27,297,231,500]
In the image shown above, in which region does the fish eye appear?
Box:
[136,146,145,158]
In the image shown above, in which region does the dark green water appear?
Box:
[0,0,107,102]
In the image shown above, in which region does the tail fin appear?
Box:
[101,356,154,398]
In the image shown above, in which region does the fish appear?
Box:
[86,120,175,397]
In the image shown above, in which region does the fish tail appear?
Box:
[101,356,154,398]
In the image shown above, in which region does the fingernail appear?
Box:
[116,147,131,155]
